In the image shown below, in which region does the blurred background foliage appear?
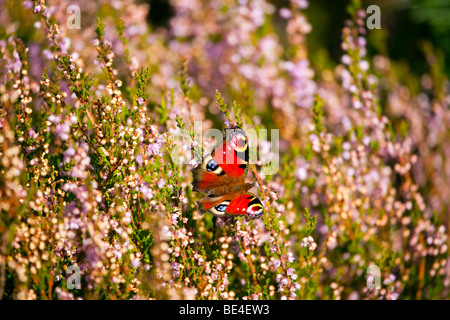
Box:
[145,0,450,76]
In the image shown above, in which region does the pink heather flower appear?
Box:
[157,178,166,188]
[70,115,78,124]
[147,140,163,156]
[60,37,71,54]
[359,60,370,72]
[131,259,141,269]
[136,154,143,166]
[42,49,54,60]
[276,274,282,283]
[137,97,145,105]
[48,114,61,123]
[28,129,37,139]
[22,1,32,9]
[293,0,309,9]
[357,9,367,19]
[287,268,295,276]
[273,259,281,269]
[33,5,42,13]
[123,211,132,224]
[259,36,278,62]
[279,8,292,19]
[10,51,22,74]
[287,252,295,263]
[238,64,255,80]
[353,99,362,109]
[91,38,100,46]
[238,252,245,261]
[286,59,316,108]
[357,36,367,48]
[363,136,371,146]
[389,292,399,300]
[341,54,352,65]
[55,122,70,141]
[297,167,307,181]
[140,185,153,200]
[301,238,308,247]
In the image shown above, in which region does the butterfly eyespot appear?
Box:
[206,158,219,171]
[229,131,248,153]
[215,203,228,212]
[247,203,264,218]
[235,139,246,148]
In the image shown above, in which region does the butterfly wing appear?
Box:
[212,127,249,180]
[191,154,230,194]
[196,192,264,219]
[191,127,249,194]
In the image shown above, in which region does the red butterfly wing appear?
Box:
[196,193,264,219]
[225,194,264,219]
[212,127,249,180]
[213,142,248,180]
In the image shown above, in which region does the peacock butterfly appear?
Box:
[191,126,264,219]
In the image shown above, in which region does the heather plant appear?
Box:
[0,0,449,300]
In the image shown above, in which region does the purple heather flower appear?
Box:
[64,147,76,163]
[157,178,166,188]
[293,0,309,9]
[279,8,292,19]
[28,129,37,139]
[48,114,61,123]
[60,37,71,54]
[22,0,32,9]
[140,185,153,200]
[284,59,316,108]
[55,122,70,141]
[10,51,22,74]
[131,259,141,269]
[136,154,143,167]
[273,259,281,269]
[147,139,163,156]
[341,54,352,65]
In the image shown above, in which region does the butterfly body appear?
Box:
[191,127,264,219]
